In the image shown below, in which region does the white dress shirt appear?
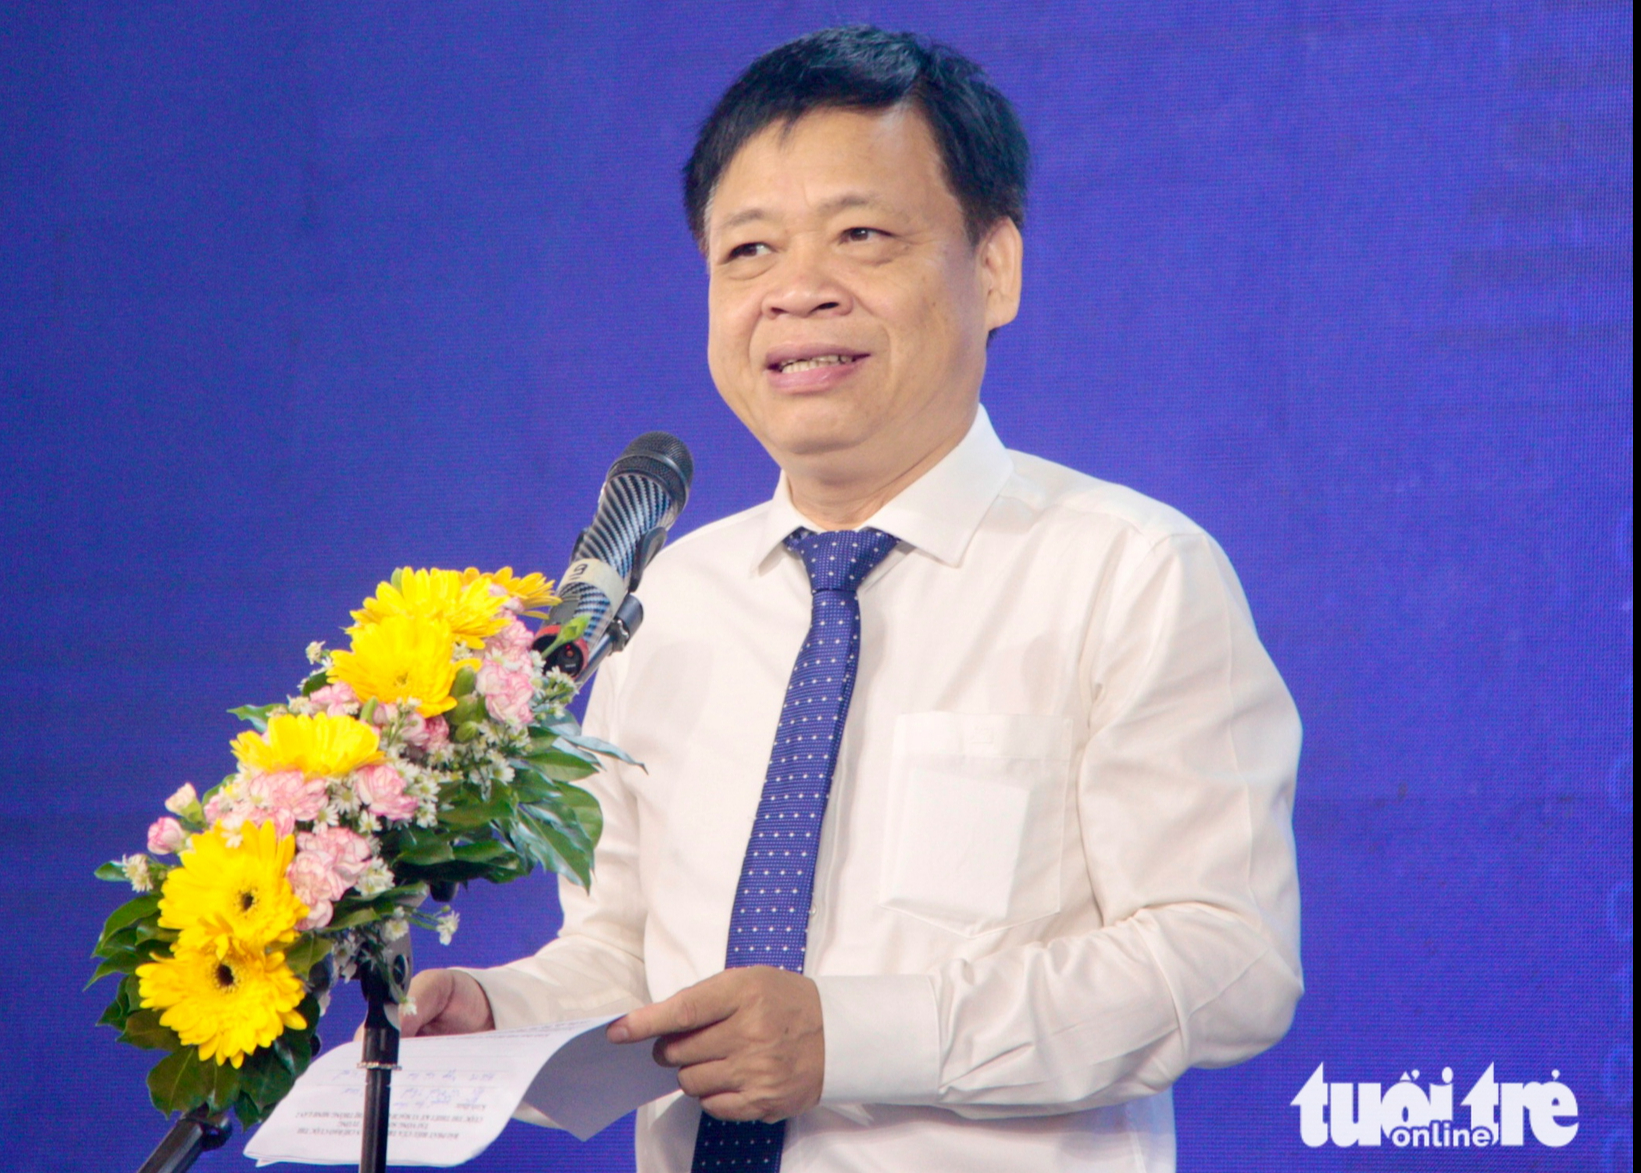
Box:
[467,406,1303,1173]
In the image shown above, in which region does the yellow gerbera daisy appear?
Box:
[461,565,560,611]
[231,711,382,778]
[350,567,509,647]
[328,612,478,717]
[158,822,308,955]
[137,937,307,1067]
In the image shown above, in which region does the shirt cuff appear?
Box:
[454,963,644,1033]
[453,965,544,1032]
[814,974,940,1105]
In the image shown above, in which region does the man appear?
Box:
[402,26,1302,1172]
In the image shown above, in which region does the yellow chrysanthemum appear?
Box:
[157,821,307,955]
[461,565,560,612]
[328,612,478,717]
[137,937,307,1067]
[350,567,509,647]
[231,711,382,778]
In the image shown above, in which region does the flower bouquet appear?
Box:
[89,566,626,1128]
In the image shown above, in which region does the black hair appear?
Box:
[683,26,1029,250]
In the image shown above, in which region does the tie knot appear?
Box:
[785,527,899,593]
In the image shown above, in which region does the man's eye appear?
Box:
[726,242,769,261]
[843,227,881,243]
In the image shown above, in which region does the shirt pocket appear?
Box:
[878,711,1073,937]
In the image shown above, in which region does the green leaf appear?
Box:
[95,860,129,882]
[395,837,454,866]
[147,1047,209,1115]
[451,839,510,864]
[228,702,281,731]
[537,822,591,889]
[237,1045,296,1110]
[324,905,382,931]
[450,666,478,698]
[98,974,141,1028]
[524,748,599,783]
[283,934,332,984]
[506,769,555,804]
[507,808,591,889]
[234,1093,270,1128]
[275,1017,318,1078]
[372,883,429,912]
[134,918,177,944]
[86,953,136,988]
[120,1009,181,1051]
[204,1054,243,1112]
[550,782,603,849]
[521,797,591,857]
[554,727,642,766]
[98,893,162,949]
[436,791,512,831]
[299,668,332,696]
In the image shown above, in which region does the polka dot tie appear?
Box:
[690,526,900,1173]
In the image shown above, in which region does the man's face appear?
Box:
[704,105,1021,486]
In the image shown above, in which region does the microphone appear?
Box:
[535,431,693,680]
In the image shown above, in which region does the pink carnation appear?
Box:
[354,762,419,822]
[298,825,373,883]
[287,852,338,930]
[307,680,358,716]
[486,619,535,656]
[203,792,253,837]
[243,769,328,832]
[147,817,188,856]
[477,660,535,728]
[289,826,374,931]
[400,712,450,752]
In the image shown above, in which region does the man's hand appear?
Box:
[398,968,495,1038]
[607,966,824,1123]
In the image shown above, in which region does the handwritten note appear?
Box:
[244,1017,678,1166]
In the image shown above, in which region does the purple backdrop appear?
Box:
[0,3,1630,1170]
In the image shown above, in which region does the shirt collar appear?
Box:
[750,404,1013,574]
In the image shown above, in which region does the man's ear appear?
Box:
[978,217,1024,333]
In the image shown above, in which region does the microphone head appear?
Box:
[607,431,693,518]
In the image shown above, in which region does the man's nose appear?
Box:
[761,243,852,319]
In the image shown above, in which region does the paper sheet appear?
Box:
[243,1017,679,1166]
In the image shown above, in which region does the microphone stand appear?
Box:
[357,944,409,1173]
[135,1109,231,1173]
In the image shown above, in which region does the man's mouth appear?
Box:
[772,353,864,375]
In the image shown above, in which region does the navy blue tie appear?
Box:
[690,526,900,1173]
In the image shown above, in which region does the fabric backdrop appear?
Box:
[0,2,1630,1170]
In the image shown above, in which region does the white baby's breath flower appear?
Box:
[305,641,327,665]
[383,912,410,941]
[355,858,395,898]
[120,854,154,893]
[435,908,460,946]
